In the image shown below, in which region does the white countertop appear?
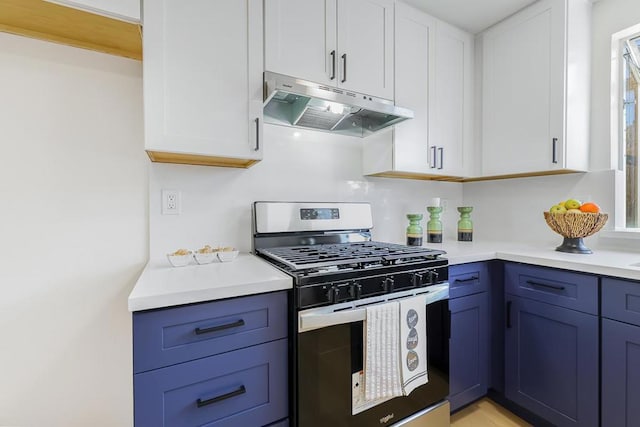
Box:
[431,240,640,281]
[128,253,292,312]
[129,242,640,312]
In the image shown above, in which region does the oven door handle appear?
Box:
[298,283,449,333]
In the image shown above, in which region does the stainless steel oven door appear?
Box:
[295,284,450,427]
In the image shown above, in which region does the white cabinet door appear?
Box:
[481,0,589,177]
[44,0,140,22]
[391,2,436,174]
[432,20,473,176]
[337,0,394,99]
[363,5,473,179]
[264,0,337,86]
[144,0,263,165]
[264,0,393,100]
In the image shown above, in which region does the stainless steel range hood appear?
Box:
[263,72,413,137]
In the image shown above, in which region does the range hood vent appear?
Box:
[263,72,413,137]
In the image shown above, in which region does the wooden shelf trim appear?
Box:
[0,0,142,60]
[146,151,261,168]
[367,169,585,183]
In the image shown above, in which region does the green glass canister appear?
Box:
[426,206,443,243]
[457,206,473,241]
[406,214,424,246]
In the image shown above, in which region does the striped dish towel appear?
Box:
[364,301,403,402]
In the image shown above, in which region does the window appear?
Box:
[612,25,640,229]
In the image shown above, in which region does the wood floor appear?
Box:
[451,398,532,427]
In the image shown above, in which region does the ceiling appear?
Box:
[400,0,539,34]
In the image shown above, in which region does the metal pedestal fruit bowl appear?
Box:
[543,212,608,254]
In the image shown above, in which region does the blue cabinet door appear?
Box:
[134,338,288,427]
[602,318,640,427]
[449,292,488,411]
[505,296,598,427]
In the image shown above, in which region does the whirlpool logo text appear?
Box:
[380,413,395,424]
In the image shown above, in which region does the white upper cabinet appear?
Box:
[264,0,394,99]
[391,2,435,174]
[336,0,394,99]
[143,0,263,167]
[363,3,473,179]
[264,0,336,86]
[44,0,140,22]
[481,0,591,177]
[432,20,474,177]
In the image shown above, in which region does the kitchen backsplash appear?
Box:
[149,125,463,260]
[150,124,620,260]
[463,169,617,246]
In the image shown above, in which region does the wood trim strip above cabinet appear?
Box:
[367,169,584,183]
[146,151,260,168]
[368,171,465,182]
[462,169,584,182]
[0,0,142,60]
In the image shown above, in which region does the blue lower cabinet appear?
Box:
[134,338,288,427]
[448,292,489,411]
[602,318,640,427]
[505,296,598,427]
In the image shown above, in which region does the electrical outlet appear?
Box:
[162,190,181,215]
[441,199,448,212]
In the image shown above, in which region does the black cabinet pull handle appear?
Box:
[438,147,444,170]
[552,137,558,164]
[254,118,260,151]
[454,276,479,284]
[195,319,245,335]
[526,280,565,291]
[506,301,512,329]
[330,50,336,80]
[197,385,246,408]
[430,146,437,168]
[341,53,347,83]
[447,309,452,340]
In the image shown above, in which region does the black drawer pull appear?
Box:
[195,319,245,335]
[454,276,479,284]
[197,385,246,408]
[526,280,565,291]
[506,301,512,329]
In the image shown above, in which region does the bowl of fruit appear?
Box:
[544,199,608,254]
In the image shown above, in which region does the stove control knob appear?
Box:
[384,277,394,292]
[332,286,340,302]
[353,282,362,299]
[428,270,440,284]
[324,285,334,303]
[348,282,358,299]
[413,273,424,287]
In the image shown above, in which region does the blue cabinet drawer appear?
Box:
[449,262,489,298]
[505,263,598,314]
[133,291,287,373]
[134,338,288,427]
[602,277,640,326]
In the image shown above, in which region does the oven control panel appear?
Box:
[297,265,448,309]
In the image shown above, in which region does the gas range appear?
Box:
[252,201,451,427]
[253,202,448,310]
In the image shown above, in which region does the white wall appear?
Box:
[590,0,640,170]
[463,170,617,245]
[149,125,463,260]
[0,33,147,427]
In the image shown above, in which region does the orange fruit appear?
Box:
[579,202,600,213]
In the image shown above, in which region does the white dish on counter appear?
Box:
[217,250,239,262]
[167,252,193,267]
[194,252,216,264]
